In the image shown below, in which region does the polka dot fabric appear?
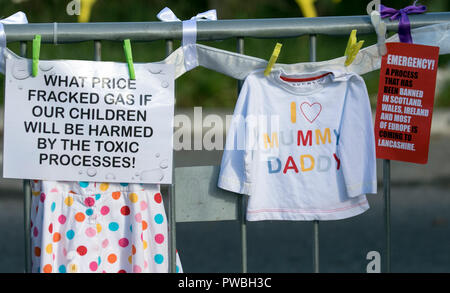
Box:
[30,180,182,273]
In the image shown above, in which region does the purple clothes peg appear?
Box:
[380,1,427,43]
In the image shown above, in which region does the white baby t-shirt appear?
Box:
[218,69,377,221]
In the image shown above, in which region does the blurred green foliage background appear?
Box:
[1,0,449,108]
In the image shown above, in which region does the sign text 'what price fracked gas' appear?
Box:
[3,58,174,183]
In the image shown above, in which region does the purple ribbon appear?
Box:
[380,2,427,43]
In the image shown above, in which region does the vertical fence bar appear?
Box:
[165,39,177,273]
[236,37,248,273]
[383,159,391,273]
[20,41,32,273]
[23,179,31,273]
[309,34,320,274]
[94,40,101,61]
[313,220,319,273]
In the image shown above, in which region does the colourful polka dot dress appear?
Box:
[30,180,182,273]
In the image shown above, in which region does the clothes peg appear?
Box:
[123,39,135,80]
[344,30,364,66]
[32,35,41,77]
[264,43,282,76]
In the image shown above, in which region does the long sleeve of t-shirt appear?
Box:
[336,74,377,198]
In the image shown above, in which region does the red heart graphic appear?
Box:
[300,102,322,123]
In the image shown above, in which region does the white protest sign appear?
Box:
[3,56,174,184]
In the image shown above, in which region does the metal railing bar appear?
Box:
[20,40,32,273]
[309,34,320,274]
[383,159,391,273]
[165,39,177,274]
[3,13,449,43]
[23,179,31,273]
[236,37,248,273]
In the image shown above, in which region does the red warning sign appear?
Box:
[374,42,439,164]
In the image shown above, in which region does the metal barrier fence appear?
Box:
[4,12,450,273]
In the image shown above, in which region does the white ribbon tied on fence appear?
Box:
[0,11,28,74]
[157,7,217,71]
[370,10,387,56]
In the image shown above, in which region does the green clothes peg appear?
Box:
[123,39,135,80]
[32,35,41,77]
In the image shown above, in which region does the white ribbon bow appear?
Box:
[0,11,28,74]
[157,7,217,71]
